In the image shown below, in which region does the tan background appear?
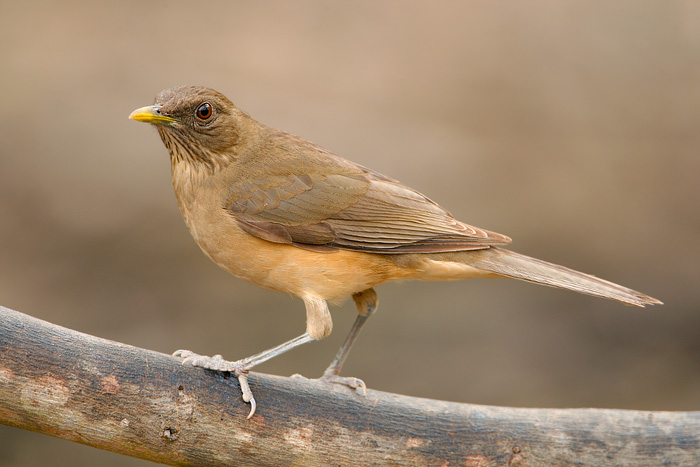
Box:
[1,1,699,465]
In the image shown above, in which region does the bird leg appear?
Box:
[318,288,378,395]
[173,332,314,418]
[174,291,375,416]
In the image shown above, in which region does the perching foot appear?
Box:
[319,371,367,396]
[291,370,367,396]
[173,349,257,419]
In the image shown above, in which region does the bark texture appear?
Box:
[0,305,697,466]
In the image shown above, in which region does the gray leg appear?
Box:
[319,288,378,394]
[174,296,333,418]
[174,332,314,418]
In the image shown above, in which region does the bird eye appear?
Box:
[196,102,213,120]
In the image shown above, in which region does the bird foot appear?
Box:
[173,349,257,419]
[320,372,367,396]
[291,371,367,396]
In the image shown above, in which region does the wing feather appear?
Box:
[226,138,510,253]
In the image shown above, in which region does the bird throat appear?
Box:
[158,127,233,176]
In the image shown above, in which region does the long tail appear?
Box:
[464,247,662,307]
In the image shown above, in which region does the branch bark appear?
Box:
[0,305,697,466]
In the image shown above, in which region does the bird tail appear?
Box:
[461,247,662,307]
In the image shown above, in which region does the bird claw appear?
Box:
[236,372,256,419]
[292,371,367,396]
[320,373,368,396]
[173,349,256,418]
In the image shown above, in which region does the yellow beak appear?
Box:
[129,105,177,125]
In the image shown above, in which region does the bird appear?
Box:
[129,85,661,418]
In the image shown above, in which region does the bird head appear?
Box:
[129,86,249,167]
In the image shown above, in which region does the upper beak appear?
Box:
[129,105,177,125]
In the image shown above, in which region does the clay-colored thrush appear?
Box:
[130,86,661,417]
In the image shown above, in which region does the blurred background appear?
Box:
[1,1,698,465]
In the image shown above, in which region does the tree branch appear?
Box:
[0,305,697,466]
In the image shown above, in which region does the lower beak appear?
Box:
[129,105,177,125]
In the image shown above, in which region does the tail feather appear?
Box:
[467,247,662,307]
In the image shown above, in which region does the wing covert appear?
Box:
[226,149,510,253]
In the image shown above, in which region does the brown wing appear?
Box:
[226,136,511,253]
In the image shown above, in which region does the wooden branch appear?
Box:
[0,305,698,466]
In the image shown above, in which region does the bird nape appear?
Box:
[129,85,661,418]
